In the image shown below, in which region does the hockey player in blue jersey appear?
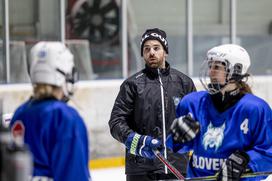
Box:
[166,44,272,181]
[9,42,91,181]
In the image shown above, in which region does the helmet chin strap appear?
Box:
[208,81,240,100]
[208,72,236,95]
[61,82,74,102]
[61,96,69,102]
[208,83,227,94]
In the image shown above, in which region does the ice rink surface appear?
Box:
[90,167,272,181]
[91,167,126,181]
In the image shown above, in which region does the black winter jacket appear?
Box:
[109,62,196,175]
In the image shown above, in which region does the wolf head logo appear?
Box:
[202,122,225,151]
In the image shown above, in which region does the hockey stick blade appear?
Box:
[152,149,185,180]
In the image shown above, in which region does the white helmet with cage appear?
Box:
[199,44,251,94]
[30,41,78,99]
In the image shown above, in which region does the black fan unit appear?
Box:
[70,0,119,45]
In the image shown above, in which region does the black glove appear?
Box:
[170,114,200,143]
[216,150,250,181]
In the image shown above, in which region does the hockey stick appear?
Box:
[153,148,272,181]
[152,149,185,180]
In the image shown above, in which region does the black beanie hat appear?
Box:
[140,28,168,56]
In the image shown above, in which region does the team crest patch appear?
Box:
[202,122,225,151]
[11,120,25,139]
[172,96,181,107]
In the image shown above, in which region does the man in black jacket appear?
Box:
[109,28,196,181]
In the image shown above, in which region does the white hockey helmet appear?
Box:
[200,44,251,94]
[30,41,77,99]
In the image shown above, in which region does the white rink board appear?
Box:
[0,76,271,159]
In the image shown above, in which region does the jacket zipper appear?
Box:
[157,69,168,174]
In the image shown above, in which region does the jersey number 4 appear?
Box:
[240,118,249,134]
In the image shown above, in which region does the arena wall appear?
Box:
[0,76,271,160]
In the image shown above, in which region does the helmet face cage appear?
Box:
[199,59,229,94]
[200,44,251,94]
[56,66,78,100]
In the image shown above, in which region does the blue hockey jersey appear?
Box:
[10,98,90,181]
[167,91,272,180]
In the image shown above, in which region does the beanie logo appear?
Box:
[141,33,168,47]
[140,28,169,56]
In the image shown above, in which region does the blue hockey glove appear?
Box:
[170,114,200,143]
[216,150,250,181]
[125,132,162,159]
